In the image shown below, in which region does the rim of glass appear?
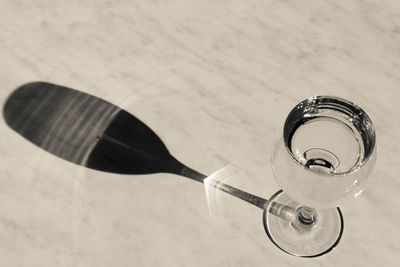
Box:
[282,95,376,177]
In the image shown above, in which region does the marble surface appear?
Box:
[1,0,399,266]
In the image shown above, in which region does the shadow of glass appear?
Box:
[3,82,267,209]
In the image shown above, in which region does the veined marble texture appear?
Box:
[0,0,399,266]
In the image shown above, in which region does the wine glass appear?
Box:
[263,96,376,257]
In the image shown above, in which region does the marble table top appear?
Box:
[1,0,399,266]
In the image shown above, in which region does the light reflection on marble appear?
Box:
[1,0,400,266]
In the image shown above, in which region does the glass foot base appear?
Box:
[263,190,344,257]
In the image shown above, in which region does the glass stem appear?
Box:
[297,206,317,225]
[269,202,296,222]
[269,203,318,230]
